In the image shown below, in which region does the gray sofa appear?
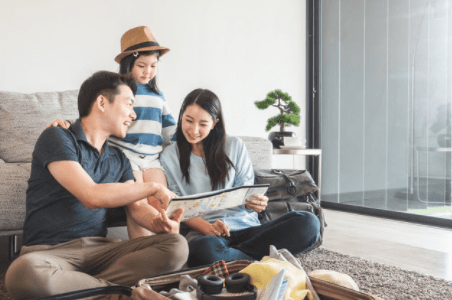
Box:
[0,89,273,259]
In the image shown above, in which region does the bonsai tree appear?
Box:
[255,89,300,132]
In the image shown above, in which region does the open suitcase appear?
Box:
[38,259,383,300]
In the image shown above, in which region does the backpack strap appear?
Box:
[272,169,298,196]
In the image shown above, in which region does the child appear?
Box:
[47,26,177,239]
[113,26,177,238]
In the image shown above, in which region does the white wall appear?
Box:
[0,0,306,167]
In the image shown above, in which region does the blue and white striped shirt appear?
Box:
[109,84,176,156]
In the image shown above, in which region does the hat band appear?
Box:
[124,41,160,52]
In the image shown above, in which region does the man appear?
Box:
[5,71,188,300]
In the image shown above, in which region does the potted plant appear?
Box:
[254,89,300,148]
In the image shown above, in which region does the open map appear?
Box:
[166,184,270,221]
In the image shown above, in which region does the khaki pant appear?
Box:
[5,234,188,300]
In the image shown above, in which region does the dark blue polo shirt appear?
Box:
[23,119,134,246]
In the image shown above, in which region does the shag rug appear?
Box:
[1,248,451,300]
[299,248,452,300]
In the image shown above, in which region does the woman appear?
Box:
[160,88,320,267]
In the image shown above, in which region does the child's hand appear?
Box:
[45,119,71,129]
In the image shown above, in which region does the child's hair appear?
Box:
[119,50,160,94]
[176,89,235,190]
[78,71,137,118]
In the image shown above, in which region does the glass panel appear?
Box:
[320,0,452,220]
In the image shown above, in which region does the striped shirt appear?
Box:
[109,84,176,156]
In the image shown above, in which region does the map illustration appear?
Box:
[166,184,269,221]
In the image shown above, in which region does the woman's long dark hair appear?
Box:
[119,50,160,94]
[176,89,235,190]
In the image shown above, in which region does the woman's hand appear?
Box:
[45,118,71,129]
[207,219,230,237]
[245,194,268,213]
[183,217,229,237]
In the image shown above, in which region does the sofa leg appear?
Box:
[9,235,19,260]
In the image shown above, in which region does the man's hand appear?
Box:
[245,194,268,213]
[151,183,177,207]
[45,118,71,129]
[149,207,184,234]
[206,219,230,237]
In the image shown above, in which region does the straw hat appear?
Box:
[114,26,170,63]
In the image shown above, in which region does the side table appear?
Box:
[272,148,322,201]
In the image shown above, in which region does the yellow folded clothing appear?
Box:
[241,257,313,300]
[308,270,359,291]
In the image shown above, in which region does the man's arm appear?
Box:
[47,160,175,209]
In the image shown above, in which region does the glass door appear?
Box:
[317,0,452,221]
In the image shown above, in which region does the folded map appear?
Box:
[166,184,270,221]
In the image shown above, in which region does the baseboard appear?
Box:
[322,201,452,229]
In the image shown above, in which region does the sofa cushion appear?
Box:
[0,163,31,232]
[0,90,79,163]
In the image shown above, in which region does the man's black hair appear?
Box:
[78,71,137,118]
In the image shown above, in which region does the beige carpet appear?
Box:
[1,248,452,299]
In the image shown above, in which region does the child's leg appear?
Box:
[124,154,169,239]
[142,167,168,210]
[126,168,168,239]
[125,170,153,239]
